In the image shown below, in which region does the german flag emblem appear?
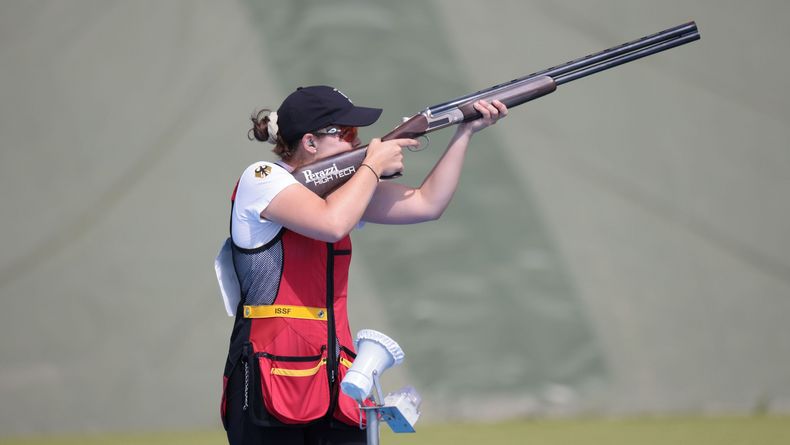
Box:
[254,165,272,179]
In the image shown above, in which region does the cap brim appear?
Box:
[332,105,382,128]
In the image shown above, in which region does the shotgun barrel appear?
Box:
[427,21,699,122]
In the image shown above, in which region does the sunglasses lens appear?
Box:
[315,126,357,142]
[340,127,357,142]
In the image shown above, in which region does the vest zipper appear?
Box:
[325,242,339,421]
[326,242,337,385]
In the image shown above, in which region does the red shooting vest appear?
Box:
[221,189,363,427]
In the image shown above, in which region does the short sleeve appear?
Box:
[231,162,298,248]
[239,162,298,217]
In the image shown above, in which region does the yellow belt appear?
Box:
[243,304,327,321]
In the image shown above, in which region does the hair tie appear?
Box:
[266,111,279,145]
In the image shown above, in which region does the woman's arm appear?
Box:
[260,137,415,242]
[362,99,508,224]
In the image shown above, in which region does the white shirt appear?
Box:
[231,161,297,249]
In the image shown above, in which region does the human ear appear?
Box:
[301,133,318,153]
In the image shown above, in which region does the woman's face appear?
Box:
[311,126,360,160]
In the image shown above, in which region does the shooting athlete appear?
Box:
[218,85,506,444]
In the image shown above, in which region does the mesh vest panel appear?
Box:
[232,238,283,306]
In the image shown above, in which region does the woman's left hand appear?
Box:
[458,99,508,134]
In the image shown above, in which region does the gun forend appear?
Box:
[431,76,556,131]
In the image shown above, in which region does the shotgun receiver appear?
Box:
[293,21,700,196]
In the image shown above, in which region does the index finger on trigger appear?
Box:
[395,138,419,146]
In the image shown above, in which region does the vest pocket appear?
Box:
[333,346,368,426]
[256,347,330,424]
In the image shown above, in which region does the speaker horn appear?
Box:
[341,329,405,402]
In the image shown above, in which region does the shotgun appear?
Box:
[293,21,700,196]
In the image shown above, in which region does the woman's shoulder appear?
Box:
[236,160,297,200]
[238,161,295,187]
[240,160,290,180]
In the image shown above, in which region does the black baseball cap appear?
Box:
[277,85,382,144]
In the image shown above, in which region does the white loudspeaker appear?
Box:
[341,329,405,402]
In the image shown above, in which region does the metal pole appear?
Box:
[366,408,380,445]
[363,369,385,445]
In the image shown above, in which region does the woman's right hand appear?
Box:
[364,138,417,178]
